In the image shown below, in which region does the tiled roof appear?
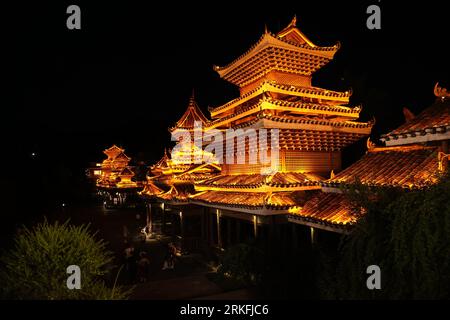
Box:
[322,145,440,189]
[103,145,124,159]
[152,150,171,170]
[222,128,369,152]
[209,80,351,116]
[191,190,308,210]
[169,95,209,132]
[256,113,372,130]
[157,185,194,202]
[213,20,339,87]
[381,98,450,143]
[140,180,163,197]
[119,167,134,176]
[197,172,323,189]
[114,152,131,161]
[289,192,358,227]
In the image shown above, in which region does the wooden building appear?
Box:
[95,145,142,208]
[288,83,450,234]
[142,17,373,252]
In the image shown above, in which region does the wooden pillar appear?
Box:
[146,203,153,234]
[274,217,280,242]
[292,223,298,251]
[171,209,176,238]
[253,215,258,239]
[269,216,274,244]
[227,218,232,247]
[310,227,317,246]
[216,210,222,249]
[235,219,241,243]
[201,208,206,241]
[180,211,185,252]
[161,203,166,234]
[209,210,214,246]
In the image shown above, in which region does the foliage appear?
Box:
[217,239,320,299]
[319,174,450,299]
[0,220,131,300]
[217,242,264,286]
[387,176,450,298]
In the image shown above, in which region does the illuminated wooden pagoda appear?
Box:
[288,83,450,234]
[96,145,141,208]
[140,95,221,250]
[186,16,373,247]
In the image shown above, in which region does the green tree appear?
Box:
[387,176,450,299]
[320,174,450,299]
[217,242,264,286]
[0,220,130,300]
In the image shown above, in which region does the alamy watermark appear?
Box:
[170,121,280,175]
[366,2,381,30]
[66,265,81,289]
[366,265,381,290]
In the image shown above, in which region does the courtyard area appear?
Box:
[56,202,258,300]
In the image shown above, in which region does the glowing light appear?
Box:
[253,215,258,238]
[310,227,315,244]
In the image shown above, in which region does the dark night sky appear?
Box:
[5,1,450,212]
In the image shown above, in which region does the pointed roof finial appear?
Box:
[366,137,376,151]
[188,88,196,108]
[264,24,269,34]
[289,15,297,27]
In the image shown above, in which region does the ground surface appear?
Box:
[58,202,257,300]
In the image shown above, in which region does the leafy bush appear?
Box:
[320,174,450,299]
[217,243,264,286]
[0,220,130,300]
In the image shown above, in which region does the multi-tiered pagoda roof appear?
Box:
[169,92,209,133]
[141,96,220,202]
[96,145,139,190]
[191,17,372,215]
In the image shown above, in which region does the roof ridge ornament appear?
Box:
[402,107,415,122]
[366,137,376,151]
[434,82,450,100]
[289,15,297,27]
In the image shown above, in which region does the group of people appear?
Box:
[124,243,151,283]
[123,241,178,284]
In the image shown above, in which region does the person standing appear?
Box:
[137,251,150,282]
[124,243,136,283]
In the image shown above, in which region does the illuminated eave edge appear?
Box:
[210,80,352,117]
[380,125,450,146]
[213,31,339,77]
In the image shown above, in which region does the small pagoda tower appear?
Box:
[140,95,221,251]
[96,145,141,208]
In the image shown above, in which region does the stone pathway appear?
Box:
[60,203,241,299]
